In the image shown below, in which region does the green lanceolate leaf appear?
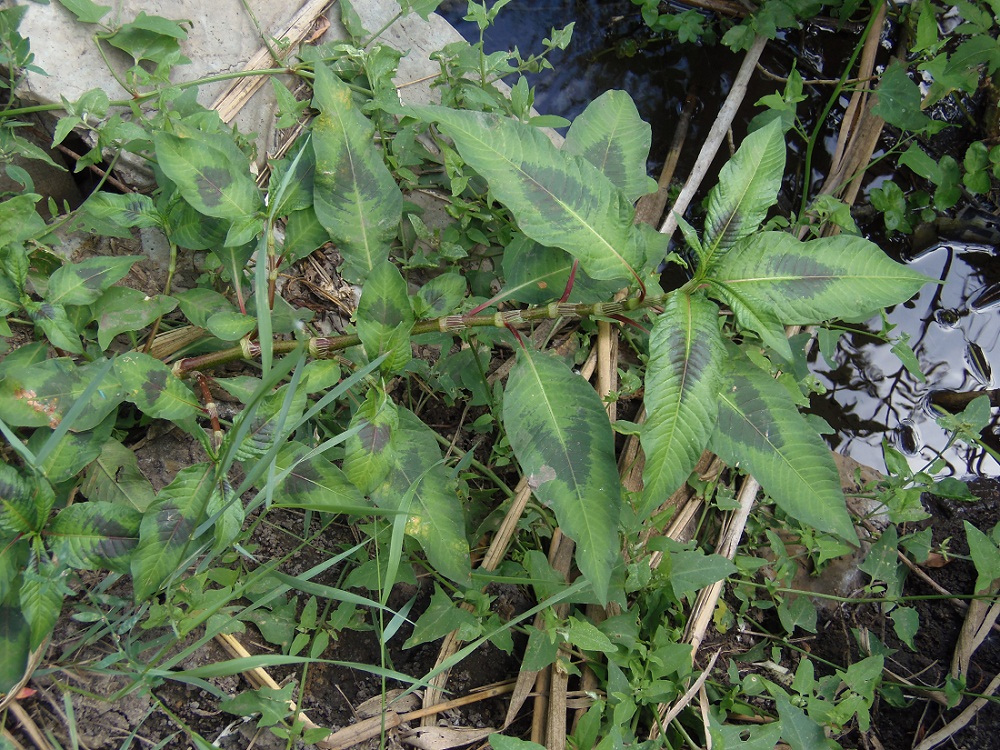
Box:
[206,311,256,341]
[414,273,467,318]
[0,464,36,534]
[0,537,29,605]
[873,62,944,133]
[25,301,83,354]
[231,383,307,463]
[47,255,141,306]
[409,105,644,283]
[710,364,856,541]
[404,583,479,649]
[175,287,234,329]
[342,393,398,496]
[641,293,726,514]
[401,0,444,20]
[355,261,414,373]
[0,194,46,256]
[283,206,329,265]
[503,350,621,603]
[131,463,219,601]
[0,271,18,317]
[46,502,141,573]
[710,232,931,324]
[207,480,243,552]
[79,192,161,236]
[268,139,316,218]
[311,63,403,283]
[27,413,115,484]
[55,0,111,25]
[21,563,67,649]
[165,198,229,250]
[706,279,793,362]
[0,358,122,430]
[153,128,263,221]
[370,408,471,585]
[776,694,838,749]
[114,351,201,422]
[80,439,156,512]
[273,441,370,514]
[701,119,785,266]
[667,548,737,600]
[93,287,178,349]
[0,605,30,694]
[563,89,656,203]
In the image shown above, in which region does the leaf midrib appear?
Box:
[445,116,634,280]
[717,389,828,502]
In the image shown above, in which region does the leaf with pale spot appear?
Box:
[498,233,622,305]
[370,408,471,585]
[503,350,621,603]
[0,357,122,431]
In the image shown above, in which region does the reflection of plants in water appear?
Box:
[812,244,1000,474]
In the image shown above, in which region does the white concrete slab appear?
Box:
[12,0,468,168]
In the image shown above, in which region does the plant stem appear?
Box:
[0,68,294,120]
[362,11,404,49]
[430,431,514,499]
[736,578,994,604]
[797,0,884,219]
[172,294,669,376]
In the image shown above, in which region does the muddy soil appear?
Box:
[9,454,999,750]
[8,415,530,750]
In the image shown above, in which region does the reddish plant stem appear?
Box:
[558,259,579,303]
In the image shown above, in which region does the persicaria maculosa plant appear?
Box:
[0,56,930,657]
[392,101,930,602]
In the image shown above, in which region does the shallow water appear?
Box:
[438,1,1000,477]
[439,0,734,172]
[810,241,1000,476]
